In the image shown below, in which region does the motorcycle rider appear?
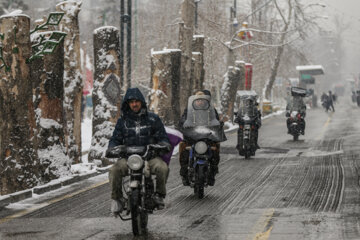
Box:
[178,90,221,187]
[286,95,306,134]
[352,91,356,103]
[235,96,261,149]
[328,90,335,112]
[107,88,171,215]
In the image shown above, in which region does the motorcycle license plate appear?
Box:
[244,125,251,130]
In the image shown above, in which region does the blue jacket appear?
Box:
[108,88,170,148]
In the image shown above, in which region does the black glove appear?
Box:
[149,142,171,156]
[105,145,126,158]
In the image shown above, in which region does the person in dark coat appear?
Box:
[328,91,335,112]
[107,88,171,214]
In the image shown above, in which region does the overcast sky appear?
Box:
[308,0,360,77]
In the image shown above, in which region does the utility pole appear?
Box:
[194,0,201,30]
[120,0,124,90]
[127,0,132,88]
[227,0,238,67]
[120,0,132,90]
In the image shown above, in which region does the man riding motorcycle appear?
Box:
[178,90,222,187]
[328,90,335,112]
[107,88,171,215]
[286,93,306,135]
[234,93,261,150]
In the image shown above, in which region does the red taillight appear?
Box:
[239,125,243,129]
[252,125,255,129]
[297,113,301,120]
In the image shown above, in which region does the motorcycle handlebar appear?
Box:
[106,143,171,159]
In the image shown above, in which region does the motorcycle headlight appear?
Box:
[127,154,144,170]
[194,141,207,154]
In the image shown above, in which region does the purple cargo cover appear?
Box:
[162,127,183,165]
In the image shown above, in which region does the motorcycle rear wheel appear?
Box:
[293,134,299,141]
[130,189,147,236]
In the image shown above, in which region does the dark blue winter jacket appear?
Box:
[108,88,170,148]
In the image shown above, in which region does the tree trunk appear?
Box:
[0,15,39,195]
[220,66,241,122]
[149,49,181,126]
[265,37,286,100]
[265,0,292,100]
[178,0,195,113]
[30,33,69,183]
[56,1,83,164]
[89,26,122,166]
[236,60,246,90]
[192,35,205,90]
[233,60,246,120]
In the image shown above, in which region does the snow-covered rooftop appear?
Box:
[151,48,181,56]
[296,65,324,75]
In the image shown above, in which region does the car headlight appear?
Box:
[195,141,208,154]
[127,154,144,170]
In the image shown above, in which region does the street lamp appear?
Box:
[195,0,202,29]
[230,0,237,28]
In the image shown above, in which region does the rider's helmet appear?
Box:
[202,89,211,96]
[192,91,209,110]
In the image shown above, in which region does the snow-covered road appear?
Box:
[1,98,360,240]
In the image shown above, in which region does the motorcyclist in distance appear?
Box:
[235,97,261,149]
[328,90,335,112]
[286,95,306,134]
[107,88,171,215]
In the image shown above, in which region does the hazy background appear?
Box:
[307,0,360,79]
[1,0,359,95]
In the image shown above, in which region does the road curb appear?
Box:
[0,189,33,209]
[0,196,11,209]
[0,169,110,208]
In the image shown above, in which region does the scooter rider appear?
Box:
[178,90,221,187]
[107,88,171,215]
[235,97,261,149]
[286,95,306,134]
[328,90,335,112]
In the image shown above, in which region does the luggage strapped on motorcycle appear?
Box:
[291,87,307,97]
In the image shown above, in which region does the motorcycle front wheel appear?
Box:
[194,165,205,199]
[130,188,147,236]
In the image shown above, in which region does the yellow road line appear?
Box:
[0,180,109,225]
[316,116,332,140]
[254,226,273,240]
[247,208,275,240]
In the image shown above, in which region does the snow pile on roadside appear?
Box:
[302,149,344,157]
[71,163,97,174]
